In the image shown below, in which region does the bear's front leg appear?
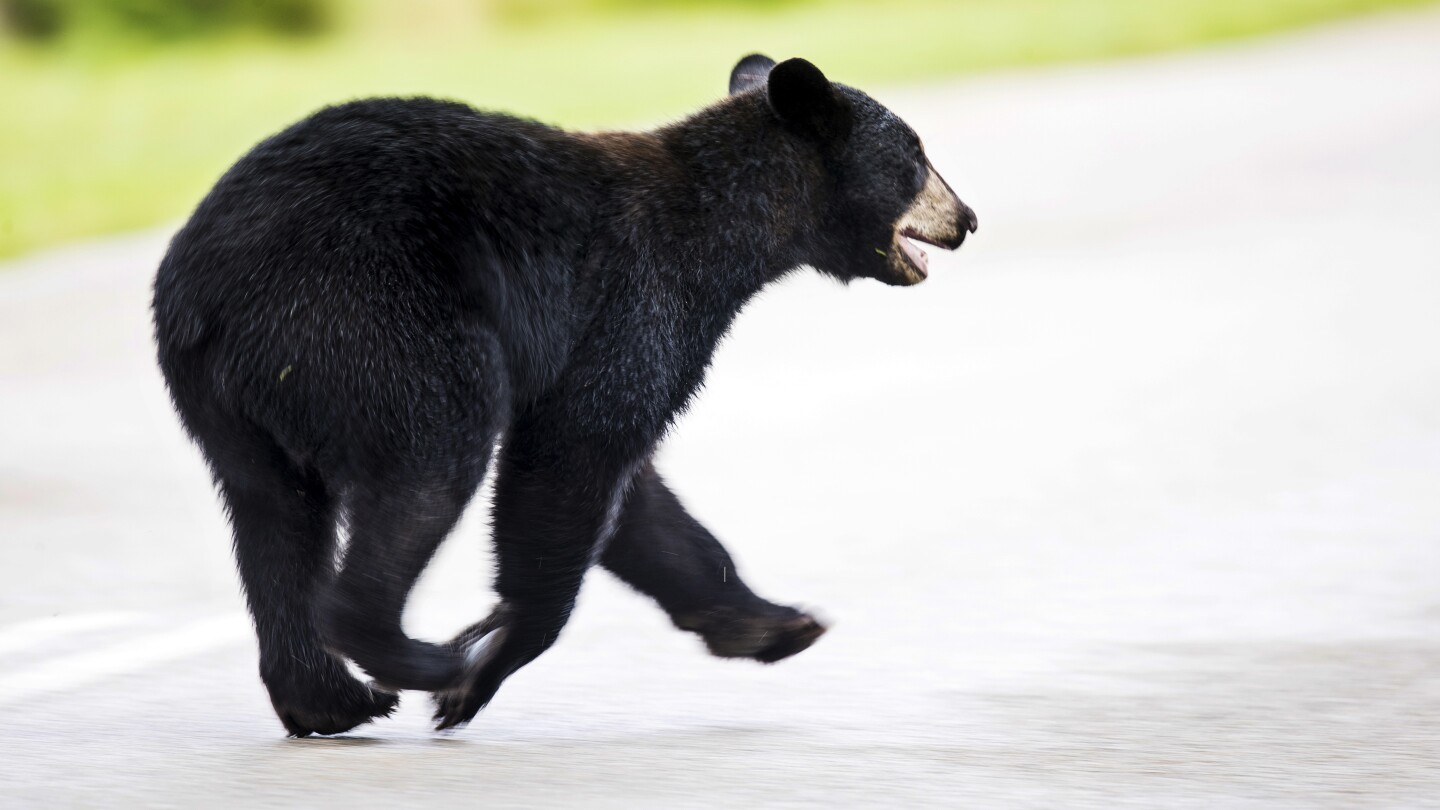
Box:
[431,424,640,731]
[601,460,827,663]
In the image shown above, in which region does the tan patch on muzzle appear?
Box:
[889,164,974,285]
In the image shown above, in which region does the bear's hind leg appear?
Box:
[600,461,827,663]
[316,464,486,695]
[216,446,398,737]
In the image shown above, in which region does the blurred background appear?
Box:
[3,1,1439,807]
[0,0,1433,259]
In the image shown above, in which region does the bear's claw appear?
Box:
[680,606,829,663]
[272,678,399,738]
[431,609,512,731]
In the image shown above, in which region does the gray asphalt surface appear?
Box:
[3,9,1439,807]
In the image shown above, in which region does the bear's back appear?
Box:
[154,98,604,461]
[168,97,593,289]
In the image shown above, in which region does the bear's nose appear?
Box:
[960,202,978,235]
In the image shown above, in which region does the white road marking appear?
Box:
[0,613,252,707]
[0,611,148,658]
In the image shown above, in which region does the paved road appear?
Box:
[3,10,1439,807]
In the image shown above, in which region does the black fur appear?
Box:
[153,55,973,736]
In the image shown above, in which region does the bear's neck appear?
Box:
[567,101,823,383]
[658,97,823,288]
[585,97,822,301]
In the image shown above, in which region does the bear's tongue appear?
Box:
[899,234,929,275]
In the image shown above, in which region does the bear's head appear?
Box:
[729,54,978,286]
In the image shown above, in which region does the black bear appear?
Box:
[153,54,976,737]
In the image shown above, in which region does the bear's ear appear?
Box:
[767,58,845,139]
[729,53,776,96]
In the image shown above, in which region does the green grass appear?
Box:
[1,0,1435,258]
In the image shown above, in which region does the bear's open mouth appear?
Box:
[896,226,949,279]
